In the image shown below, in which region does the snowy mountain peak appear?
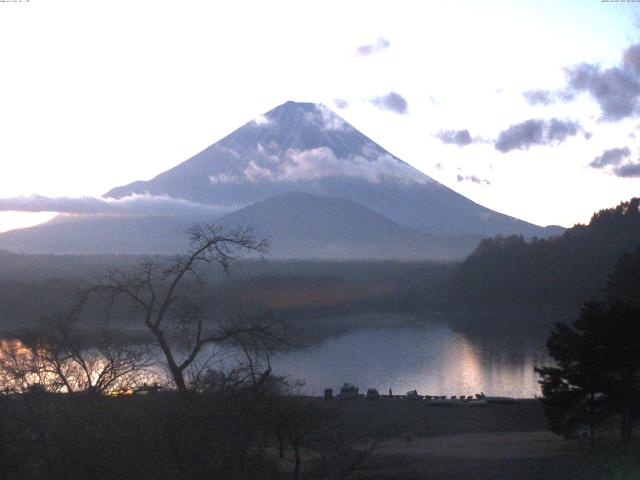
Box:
[107,101,429,202]
[258,101,352,132]
[104,101,552,239]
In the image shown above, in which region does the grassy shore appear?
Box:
[1,393,636,479]
[287,398,640,480]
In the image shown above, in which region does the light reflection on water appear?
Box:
[272,321,551,398]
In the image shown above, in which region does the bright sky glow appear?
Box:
[0,0,639,233]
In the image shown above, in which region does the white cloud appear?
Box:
[0,194,233,217]
[233,144,429,184]
[251,114,272,126]
[208,173,238,184]
[217,145,241,157]
[356,37,391,56]
[304,104,349,131]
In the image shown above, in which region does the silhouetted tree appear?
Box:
[606,244,640,308]
[81,224,292,396]
[0,314,153,394]
[537,244,640,445]
[536,301,615,442]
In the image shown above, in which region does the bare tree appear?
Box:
[0,312,154,395]
[32,315,154,393]
[0,338,48,393]
[186,311,293,395]
[82,224,288,396]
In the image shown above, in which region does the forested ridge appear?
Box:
[449,198,640,309]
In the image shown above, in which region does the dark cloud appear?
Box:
[436,129,473,147]
[495,118,582,153]
[557,90,576,102]
[547,118,580,142]
[522,89,555,106]
[623,44,640,77]
[333,98,349,109]
[371,91,408,114]
[456,174,490,185]
[356,37,390,56]
[590,147,631,169]
[521,42,640,121]
[495,120,544,152]
[613,162,640,178]
[588,146,640,178]
[522,89,575,106]
[564,43,640,121]
[0,194,232,217]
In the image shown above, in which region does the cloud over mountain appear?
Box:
[304,103,348,131]
[0,194,230,216]
[209,143,428,185]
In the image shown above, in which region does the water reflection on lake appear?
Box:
[273,317,553,398]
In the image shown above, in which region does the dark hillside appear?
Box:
[449,198,640,309]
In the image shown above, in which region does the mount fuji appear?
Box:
[0,101,562,258]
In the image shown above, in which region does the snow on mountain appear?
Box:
[106,101,556,238]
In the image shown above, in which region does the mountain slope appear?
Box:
[0,193,480,258]
[217,192,480,260]
[0,215,207,254]
[107,101,559,238]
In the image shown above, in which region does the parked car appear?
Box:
[338,383,359,400]
[406,390,420,400]
[133,383,162,395]
[366,388,379,400]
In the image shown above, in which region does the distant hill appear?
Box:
[217,192,480,260]
[448,198,640,309]
[0,214,207,254]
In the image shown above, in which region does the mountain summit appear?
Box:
[106,101,428,212]
[106,101,554,238]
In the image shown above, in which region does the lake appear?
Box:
[272,313,561,398]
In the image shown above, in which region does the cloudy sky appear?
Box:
[0,0,639,232]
